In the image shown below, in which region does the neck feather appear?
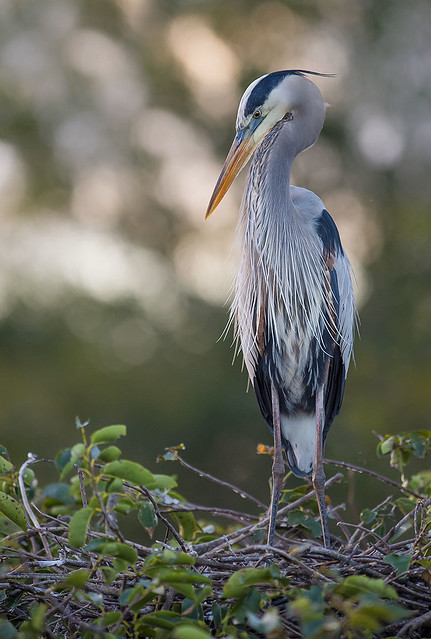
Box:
[243,123,296,235]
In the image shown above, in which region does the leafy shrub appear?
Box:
[0,424,430,637]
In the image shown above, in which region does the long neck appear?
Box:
[242,124,298,249]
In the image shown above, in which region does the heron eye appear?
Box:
[253,109,262,119]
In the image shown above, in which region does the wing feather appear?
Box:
[316,210,355,437]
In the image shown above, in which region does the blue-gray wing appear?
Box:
[316,209,355,437]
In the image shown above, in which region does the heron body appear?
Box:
[206,70,355,547]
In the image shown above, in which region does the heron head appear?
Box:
[205,70,331,219]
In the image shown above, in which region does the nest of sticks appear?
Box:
[0,452,430,638]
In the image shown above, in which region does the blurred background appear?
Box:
[0,0,430,513]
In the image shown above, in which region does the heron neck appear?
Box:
[247,126,297,227]
[267,128,296,211]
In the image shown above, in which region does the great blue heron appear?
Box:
[206,70,355,548]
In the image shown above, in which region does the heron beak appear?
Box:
[205,130,256,219]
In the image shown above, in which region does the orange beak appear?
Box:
[205,130,256,220]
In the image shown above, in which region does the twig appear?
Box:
[77,468,88,507]
[18,454,41,529]
[241,544,335,582]
[278,472,344,517]
[398,609,431,637]
[174,454,267,509]
[18,454,52,558]
[381,509,415,545]
[163,502,259,525]
[340,522,391,553]
[325,458,423,499]
[193,472,344,555]
[138,486,189,553]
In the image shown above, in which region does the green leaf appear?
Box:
[288,510,322,537]
[138,502,158,529]
[410,470,431,495]
[101,566,117,584]
[171,511,200,541]
[68,506,94,547]
[85,538,106,552]
[147,474,178,490]
[113,557,129,573]
[98,446,122,462]
[113,497,136,515]
[384,553,412,575]
[61,569,90,589]
[229,587,262,624]
[171,583,196,600]
[76,417,90,429]
[56,448,76,479]
[29,603,48,631]
[55,448,72,472]
[349,602,410,631]
[0,618,17,638]
[223,565,281,598]
[174,626,212,639]
[106,477,124,493]
[22,468,35,487]
[96,611,122,627]
[42,483,74,505]
[281,484,311,504]
[288,587,338,639]
[144,549,195,569]
[153,568,211,586]
[394,497,415,515]
[211,602,223,629]
[119,584,146,606]
[91,425,127,445]
[0,455,13,475]
[0,491,27,531]
[90,445,101,459]
[103,460,154,486]
[390,447,410,472]
[136,610,187,631]
[360,508,377,525]
[410,432,427,458]
[100,541,138,564]
[57,444,86,479]
[71,443,86,459]
[390,519,412,542]
[332,576,398,601]
[85,538,136,563]
[378,436,395,456]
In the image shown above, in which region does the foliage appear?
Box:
[376,430,431,487]
[0,424,430,637]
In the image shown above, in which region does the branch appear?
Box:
[18,453,52,558]
[173,453,267,509]
[325,458,423,499]
[138,485,189,553]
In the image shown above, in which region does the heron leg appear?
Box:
[267,381,284,546]
[313,386,331,548]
